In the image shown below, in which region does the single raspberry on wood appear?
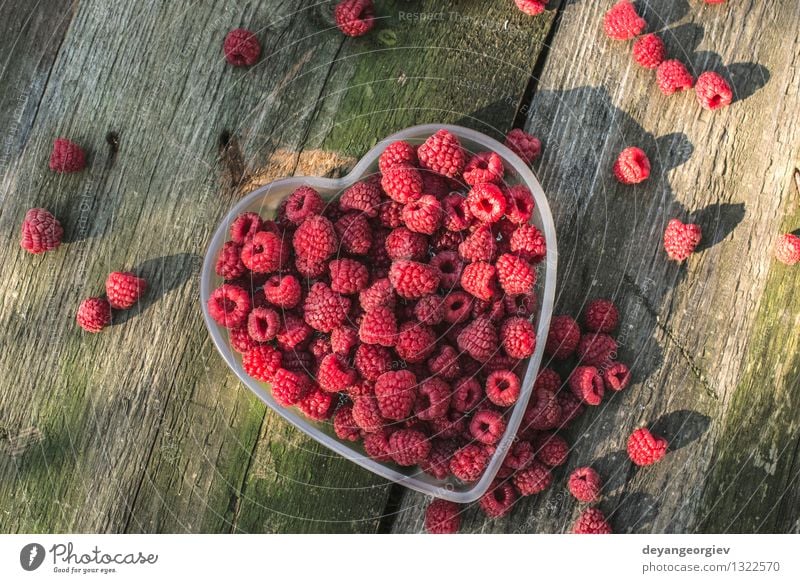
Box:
[425,499,460,534]
[695,71,733,110]
[388,428,431,466]
[505,129,542,165]
[461,261,497,301]
[663,218,702,261]
[20,208,63,254]
[572,508,612,534]
[105,271,147,310]
[604,362,631,391]
[469,409,507,445]
[500,316,536,359]
[486,370,521,407]
[389,259,440,299]
[450,443,490,482]
[513,460,552,495]
[402,195,442,235]
[263,274,302,308]
[627,427,668,466]
[223,28,260,66]
[318,353,358,393]
[339,181,381,218]
[578,333,618,367]
[457,316,498,362]
[417,129,466,179]
[379,140,417,174]
[381,164,423,204]
[230,212,263,243]
[632,33,666,69]
[613,147,650,185]
[496,253,536,296]
[293,215,338,264]
[568,467,602,503]
[216,241,246,280]
[334,0,375,37]
[463,152,504,186]
[603,1,646,41]
[303,282,350,332]
[504,185,535,224]
[208,284,251,328]
[584,298,619,333]
[271,368,311,407]
[775,233,800,265]
[242,344,282,383]
[329,258,368,295]
[76,297,111,333]
[49,137,86,172]
[514,0,547,16]
[298,386,336,420]
[333,405,361,441]
[374,370,417,420]
[569,366,604,405]
[466,183,507,223]
[480,480,518,518]
[657,60,695,95]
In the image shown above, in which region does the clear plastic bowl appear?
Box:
[200,124,557,503]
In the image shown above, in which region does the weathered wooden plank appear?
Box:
[392,0,799,533]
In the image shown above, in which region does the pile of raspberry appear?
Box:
[208,128,547,492]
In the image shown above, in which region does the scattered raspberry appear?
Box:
[534,433,569,467]
[466,183,506,223]
[263,274,302,309]
[379,140,418,174]
[216,241,246,280]
[427,344,461,379]
[303,282,350,332]
[514,0,547,16]
[457,316,498,362]
[632,33,665,69]
[627,427,668,466]
[241,231,287,273]
[663,218,702,261]
[359,278,396,311]
[352,394,385,433]
[208,284,251,328]
[603,1,645,41]
[572,508,612,534]
[469,409,506,445]
[451,378,483,412]
[333,404,361,441]
[334,0,375,37]
[329,258,368,295]
[480,480,517,518]
[417,129,466,179]
[20,208,63,254]
[297,386,336,420]
[339,181,381,218]
[461,261,497,301]
[657,60,695,95]
[578,333,618,367]
[76,297,111,333]
[496,253,536,296]
[245,307,279,343]
[271,368,311,407]
[568,467,602,503]
[230,212,263,243]
[504,185,535,224]
[695,71,733,110]
[613,147,650,185]
[354,343,392,381]
[389,259,440,299]
[463,152,504,186]
[603,362,631,391]
[242,344,282,383]
[415,378,451,421]
[775,233,800,265]
[584,298,619,333]
[284,186,324,225]
[331,325,359,355]
[504,128,542,164]
[425,499,460,534]
[486,370,521,407]
[450,443,490,482]
[513,460,552,495]
[223,28,261,66]
[402,195,442,235]
[441,193,473,232]
[293,215,337,264]
[381,164,423,204]
[414,294,445,325]
[335,212,373,255]
[374,370,417,420]
[458,226,496,262]
[388,428,430,466]
[569,366,604,405]
[49,137,86,173]
[509,223,546,262]
[318,353,358,393]
[500,316,536,359]
[395,322,436,363]
[104,271,147,310]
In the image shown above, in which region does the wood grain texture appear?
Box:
[391,0,800,533]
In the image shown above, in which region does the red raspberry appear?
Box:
[318,353,358,393]
[359,306,398,347]
[339,181,381,218]
[627,427,668,466]
[334,0,375,37]
[504,185,535,225]
[354,343,392,381]
[504,128,541,164]
[381,164,423,204]
[534,433,569,467]
[346,379,374,398]
[329,258,368,295]
[461,261,497,301]
[500,316,536,359]
[229,212,263,243]
[427,344,461,380]
[695,71,733,110]
[502,440,535,473]
[458,226,496,262]
[469,409,506,445]
[388,429,430,466]
[402,195,442,235]
[359,278,396,311]
[657,60,695,95]
[442,291,473,324]
[309,336,332,360]
[293,215,337,263]
[415,378,451,421]
[284,186,323,225]
[704,0,726,3]
[395,322,436,363]
[425,499,460,534]
[430,410,467,439]
[263,274,302,308]
[613,147,650,185]
[509,224,546,262]
[430,250,464,290]
[389,260,440,299]
[441,194,472,232]
[534,368,562,393]
[242,344,282,383]
[584,298,619,333]
[572,508,612,534]
[276,313,312,351]
[421,439,458,479]
[521,389,561,432]
[480,480,517,518]
[49,137,86,172]
[663,218,702,261]
[216,241,246,280]
[331,325,358,355]
[632,33,665,69]
[568,467,602,503]
[578,333,618,367]
[351,394,385,433]
[374,370,417,420]
[208,284,251,328]
[603,1,645,41]
[19,208,63,254]
[414,294,444,325]
[105,271,147,310]
[603,362,631,392]
[514,0,547,17]
[418,129,466,179]
[466,183,506,223]
[223,28,260,66]
[385,227,428,261]
[379,140,418,173]
[229,326,256,354]
[241,231,287,273]
[379,200,405,228]
[775,233,800,265]
[457,316,498,362]
[297,387,336,420]
[496,254,536,296]
[450,443,490,482]
[363,429,393,462]
[485,370,520,407]
[463,152,504,186]
[451,378,482,412]
[558,390,585,425]
[247,307,279,342]
[569,366,604,405]
[281,350,314,375]
[513,460,552,495]
[271,368,311,407]
[76,297,111,333]
[333,404,361,441]
[334,212,373,255]
[303,282,350,332]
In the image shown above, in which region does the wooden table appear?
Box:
[1,0,797,534]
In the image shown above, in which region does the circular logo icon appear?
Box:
[20,543,46,571]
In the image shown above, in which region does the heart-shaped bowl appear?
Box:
[200,124,557,503]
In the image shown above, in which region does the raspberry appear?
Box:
[603,361,631,391]
[457,316,498,362]
[568,467,602,503]
[442,291,473,324]
[500,316,536,359]
[418,129,466,179]
[613,147,650,185]
[509,224,546,262]
[385,227,428,261]
[334,0,375,37]
[247,307,279,342]
[775,233,800,265]
[557,391,585,425]
[458,225,496,262]
[20,208,63,254]
[223,28,260,66]
[388,429,430,466]
[395,322,436,363]
[379,140,417,173]
[378,200,405,228]
[514,0,547,17]
[463,152,504,186]
[103,271,147,310]
[303,283,350,332]
[374,370,417,420]
[216,241,246,280]
[339,181,381,218]
[502,440,535,472]
[450,443,490,482]
[627,427,668,466]
[603,1,645,41]
[461,261,497,301]
[359,278,396,311]
[333,405,361,441]
[402,195,442,235]
[329,258,368,295]
[346,379,374,398]
[242,344,282,383]
[318,353,358,393]
[657,60,695,95]
[415,378,451,421]
[695,71,733,110]
[351,394,384,433]
[381,164,423,204]
[241,231,286,273]
[427,345,461,380]
[485,370,520,407]
[283,186,323,225]
[430,250,464,290]
[430,410,467,439]
[704,0,726,3]
[534,368,562,393]
[331,325,359,355]
[569,366,604,406]
[309,336,332,360]
[271,368,311,407]
[335,212,373,255]
[451,378,483,412]
[466,183,506,223]
[513,460,552,495]
[76,297,111,333]
[534,433,569,467]
[363,430,393,462]
[504,128,542,164]
[663,218,702,261]
[263,274,302,308]
[359,306,397,347]
[230,212,263,243]
[441,194,473,232]
[473,297,506,323]
[584,298,619,333]
[49,137,86,172]
[389,260,440,299]
[496,254,536,296]
[208,284,251,328]
[297,387,336,420]
[578,333,618,367]
[632,33,665,69]
[229,326,256,353]
[469,409,506,445]
[294,216,337,265]
[354,343,391,381]
[414,294,444,325]
[425,499,460,534]
[522,389,561,432]
[480,480,517,518]
[276,313,312,350]
[572,508,612,534]
[421,439,457,479]
[281,349,314,374]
